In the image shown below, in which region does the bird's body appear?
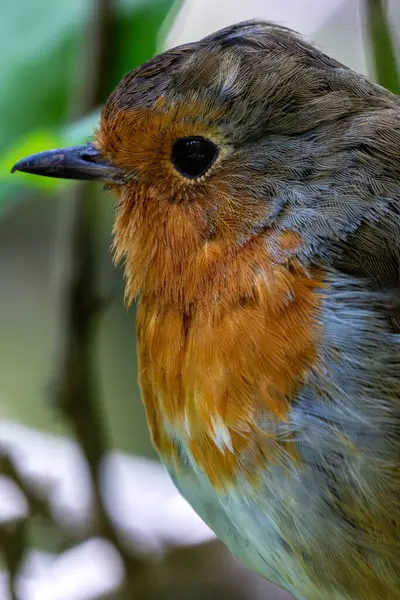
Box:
[12,20,400,600]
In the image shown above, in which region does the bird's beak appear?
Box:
[11,144,124,184]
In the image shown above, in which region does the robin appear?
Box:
[12,20,400,600]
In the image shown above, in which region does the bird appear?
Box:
[11,20,400,600]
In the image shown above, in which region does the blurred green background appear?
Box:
[0,0,180,456]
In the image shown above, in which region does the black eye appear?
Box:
[171,136,219,179]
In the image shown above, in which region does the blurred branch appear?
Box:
[70,0,116,118]
[52,0,149,598]
[0,453,28,600]
[0,451,53,522]
[0,454,27,600]
[0,449,79,583]
[0,448,86,549]
[364,0,400,93]
[0,517,26,600]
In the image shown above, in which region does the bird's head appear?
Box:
[12,21,397,305]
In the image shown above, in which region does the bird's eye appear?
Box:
[171,136,219,179]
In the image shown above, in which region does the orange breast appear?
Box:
[137,233,324,489]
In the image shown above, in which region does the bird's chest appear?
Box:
[136,274,319,489]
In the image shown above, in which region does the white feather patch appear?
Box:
[210,415,234,454]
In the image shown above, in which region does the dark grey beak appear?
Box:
[11,144,124,184]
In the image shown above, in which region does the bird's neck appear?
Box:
[113,184,307,309]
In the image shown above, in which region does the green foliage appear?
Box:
[0,0,180,207]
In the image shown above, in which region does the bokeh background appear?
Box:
[0,1,398,599]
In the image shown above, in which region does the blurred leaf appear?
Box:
[365,0,400,93]
[62,110,101,146]
[0,111,101,199]
[1,131,64,192]
[0,1,89,153]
